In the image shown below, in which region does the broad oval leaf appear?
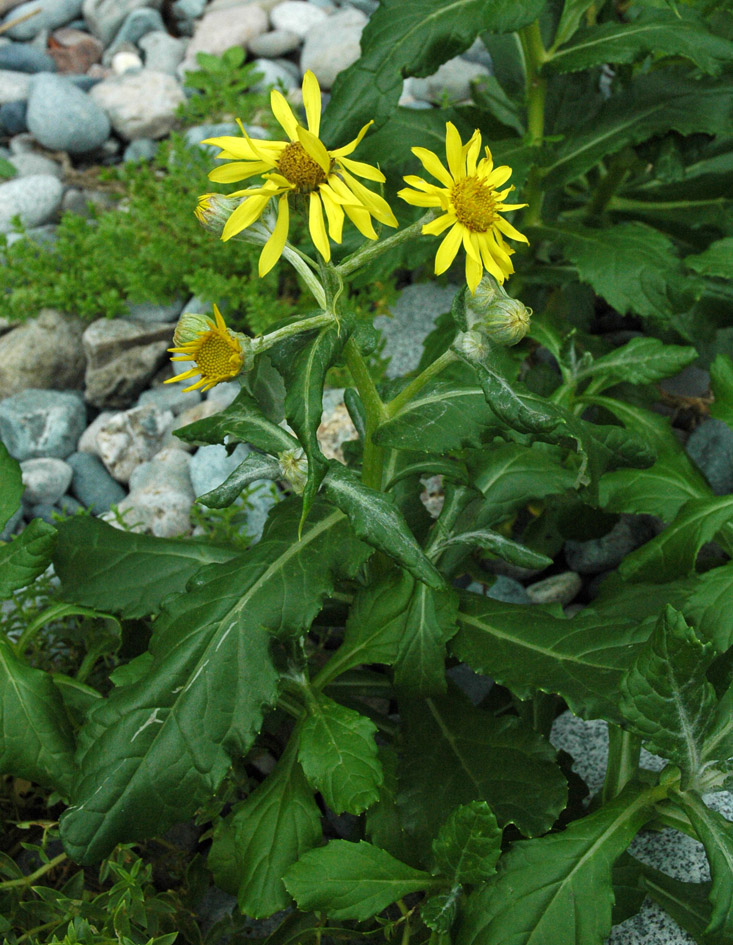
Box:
[0,518,56,600]
[575,337,697,391]
[432,801,502,884]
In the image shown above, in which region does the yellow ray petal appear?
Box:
[462,227,481,263]
[320,178,361,207]
[477,233,509,282]
[309,191,330,261]
[208,161,272,183]
[465,132,482,176]
[337,155,385,182]
[465,253,484,293]
[221,193,272,241]
[213,304,226,329]
[320,185,345,243]
[484,165,513,188]
[497,201,528,213]
[445,122,464,179]
[271,88,299,140]
[495,214,530,244]
[434,223,462,275]
[482,229,513,268]
[302,69,322,137]
[182,377,209,392]
[397,187,442,208]
[201,136,263,159]
[422,212,456,236]
[343,203,377,239]
[330,121,373,158]
[340,169,397,226]
[259,194,290,275]
[297,125,330,173]
[411,146,454,188]
[402,175,443,192]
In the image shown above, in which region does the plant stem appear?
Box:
[343,337,388,489]
[335,212,435,279]
[281,244,327,308]
[253,311,336,354]
[0,851,67,891]
[586,149,636,217]
[519,20,548,228]
[603,725,642,804]
[386,348,458,418]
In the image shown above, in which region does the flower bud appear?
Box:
[479,297,532,346]
[278,448,308,495]
[453,329,490,364]
[194,193,246,234]
[465,273,501,320]
[173,311,215,347]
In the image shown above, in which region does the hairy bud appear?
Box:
[173,312,215,347]
[478,296,532,346]
[453,329,490,364]
[278,448,308,495]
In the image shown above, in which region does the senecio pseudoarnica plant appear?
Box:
[2,8,733,940]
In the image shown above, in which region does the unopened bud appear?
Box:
[278,448,308,495]
[466,273,501,320]
[453,330,490,364]
[194,193,242,233]
[173,311,215,346]
[479,297,532,346]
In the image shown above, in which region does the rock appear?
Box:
[170,397,221,444]
[446,662,494,706]
[565,514,660,574]
[1,0,84,40]
[0,388,86,460]
[526,570,582,606]
[66,450,126,511]
[317,391,357,463]
[57,494,84,515]
[271,0,328,38]
[0,42,56,73]
[116,446,193,536]
[137,385,201,416]
[47,26,103,73]
[299,8,367,89]
[462,36,493,69]
[0,308,86,396]
[124,298,184,323]
[660,364,710,399]
[138,30,186,75]
[95,403,174,483]
[1,506,24,541]
[0,100,26,133]
[685,418,733,495]
[110,49,143,74]
[89,69,185,139]
[77,410,115,455]
[409,57,491,104]
[26,74,110,152]
[248,28,300,58]
[189,442,250,497]
[0,173,63,233]
[60,185,115,216]
[123,137,157,161]
[81,0,163,46]
[374,283,459,378]
[20,457,73,505]
[205,380,240,409]
[5,223,58,248]
[28,502,59,525]
[8,151,62,178]
[82,318,173,409]
[0,69,31,104]
[171,0,206,33]
[245,480,278,542]
[484,575,531,604]
[183,120,238,154]
[251,57,298,91]
[348,0,378,12]
[181,3,268,72]
[104,6,165,61]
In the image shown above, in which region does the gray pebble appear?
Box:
[123,137,158,162]
[0,42,56,73]
[0,389,86,460]
[565,515,659,575]
[189,443,251,497]
[137,385,201,416]
[0,101,27,134]
[1,0,84,41]
[1,506,24,541]
[26,74,110,154]
[526,570,582,606]
[467,576,530,605]
[251,58,298,92]
[248,29,301,59]
[27,502,59,525]
[685,418,733,495]
[374,283,459,379]
[125,298,184,323]
[20,457,73,505]
[66,451,127,512]
[138,30,186,75]
[104,7,166,63]
[0,70,32,105]
[8,151,62,178]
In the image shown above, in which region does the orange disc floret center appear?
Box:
[451,177,497,232]
[277,142,329,192]
[194,331,243,380]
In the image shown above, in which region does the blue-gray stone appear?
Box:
[0,101,27,135]
[526,570,582,606]
[66,451,126,513]
[20,457,73,505]
[184,121,239,155]
[0,42,56,73]
[105,7,166,59]
[374,283,460,378]
[125,297,183,323]
[189,443,250,497]
[685,418,733,495]
[2,0,84,40]
[26,74,110,154]
[0,506,24,541]
[66,75,101,92]
[137,385,200,416]
[0,173,63,234]
[251,58,298,92]
[446,663,493,705]
[57,494,84,516]
[27,502,58,525]
[565,514,659,574]
[123,137,157,162]
[0,389,86,460]
[245,480,278,543]
[487,575,531,604]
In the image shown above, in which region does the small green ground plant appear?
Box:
[1,2,733,943]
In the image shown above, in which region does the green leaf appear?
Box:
[0,518,56,600]
[322,463,444,589]
[284,840,435,920]
[640,867,732,945]
[543,222,687,320]
[366,747,418,866]
[393,582,460,695]
[677,791,733,941]
[399,695,567,851]
[422,888,461,933]
[552,0,596,49]
[53,516,240,619]
[321,0,545,145]
[432,801,502,884]
[210,741,322,918]
[541,72,733,187]
[600,450,711,520]
[0,635,76,795]
[438,528,553,570]
[699,682,733,791]
[452,592,654,724]
[198,453,281,508]
[619,606,716,784]
[549,11,733,75]
[0,441,22,531]
[710,354,733,430]
[576,337,697,391]
[60,500,370,864]
[619,494,733,583]
[174,387,299,456]
[685,562,733,652]
[687,237,733,280]
[455,785,655,945]
[298,694,383,815]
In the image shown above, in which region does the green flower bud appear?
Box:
[477,297,532,347]
[278,448,308,495]
[172,311,215,347]
[453,329,490,364]
[194,193,243,234]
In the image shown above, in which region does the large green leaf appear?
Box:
[284,840,437,921]
[0,441,22,531]
[699,683,733,792]
[398,695,567,852]
[619,606,716,785]
[543,222,687,320]
[322,463,444,589]
[619,494,733,583]
[297,693,383,815]
[452,592,654,724]
[174,388,299,455]
[687,237,733,281]
[0,519,57,600]
[321,0,545,145]
[678,792,733,941]
[209,741,322,918]
[640,867,733,945]
[710,354,733,430]
[60,500,370,863]
[600,451,712,520]
[0,634,76,795]
[549,11,733,75]
[53,516,240,619]
[541,72,733,187]
[575,337,697,391]
[685,562,733,652]
[198,453,281,509]
[455,785,655,945]
[393,582,460,695]
[432,801,502,884]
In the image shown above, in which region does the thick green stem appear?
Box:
[253,311,337,354]
[587,149,636,217]
[0,851,67,891]
[603,725,642,804]
[343,337,388,489]
[519,20,548,228]
[335,212,435,279]
[386,348,459,418]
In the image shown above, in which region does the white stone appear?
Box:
[0,174,63,235]
[408,56,491,104]
[270,0,327,38]
[111,50,143,74]
[299,7,367,89]
[0,70,31,104]
[21,457,73,505]
[138,30,186,74]
[90,69,185,140]
[116,445,194,536]
[77,411,115,456]
[181,3,268,73]
[247,28,300,58]
[82,0,163,45]
[96,404,174,483]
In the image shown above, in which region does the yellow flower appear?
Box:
[398,122,529,293]
[165,305,251,392]
[201,70,397,274]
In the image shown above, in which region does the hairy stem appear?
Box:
[343,337,388,489]
[519,19,548,228]
[603,725,642,804]
[335,212,435,278]
[386,348,459,418]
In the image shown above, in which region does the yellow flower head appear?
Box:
[398,122,529,293]
[201,70,397,274]
[165,304,251,392]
